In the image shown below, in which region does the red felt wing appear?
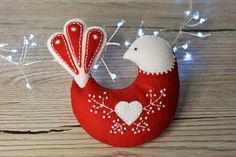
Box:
[84,27,106,73]
[65,20,84,67]
[49,33,79,75]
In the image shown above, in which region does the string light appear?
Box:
[182,31,211,38]
[173,47,178,53]
[153,31,159,36]
[184,53,192,61]
[0,43,7,48]
[171,0,211,60]
[101,58,117,83]
[193,11,200,20]
[0,0,211,89]
[0,34,39,90]
[185,10,191,16]
[10,49,18,53]
[138,21,144,37]
[108,19,125,42]
[93,19,126,82]
[124,40,131,47]
[181,41,190,49]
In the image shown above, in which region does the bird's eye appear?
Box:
[134,47,138,51]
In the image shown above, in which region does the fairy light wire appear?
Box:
[0,34,38,90]
[93,19,126,82]
[0,0,211,89]
[171,0,211,47]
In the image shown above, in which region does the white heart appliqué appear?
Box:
[115,101,143,126]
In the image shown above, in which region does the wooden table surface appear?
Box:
[0,0,235,156]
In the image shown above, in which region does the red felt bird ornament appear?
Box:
[48,19,179,147]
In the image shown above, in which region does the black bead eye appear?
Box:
[134,47,138,51]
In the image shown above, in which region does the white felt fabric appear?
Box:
[115,101,143,126]
[123,35,175,74]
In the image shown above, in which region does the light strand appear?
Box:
[170,0,211,62]
[0,34,38,90]
[93,19,126,82]
[171,0,211,47]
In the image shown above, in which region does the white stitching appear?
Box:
[139,59,177,75]
[84,29,103,73]
[66,22,83,67]
[51,34,77,74]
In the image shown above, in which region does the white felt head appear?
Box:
[123,35,175,74]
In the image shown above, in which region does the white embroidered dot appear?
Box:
[93,34,98,40]
[55,39,60,45]
[71,27,77,32]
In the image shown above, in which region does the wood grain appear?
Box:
[0,0,235,156]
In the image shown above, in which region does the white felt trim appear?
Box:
[123,35,175,74]
[47,32,77,78]
[115,101,143,126]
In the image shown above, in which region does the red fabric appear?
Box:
[50,34,79,74]
[84,29,105,73]
[65,22,83,67]
[71,64,179,147]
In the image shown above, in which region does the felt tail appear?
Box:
[47,19,106,88]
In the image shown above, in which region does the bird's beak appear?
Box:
[123,48,131,60]
[123,52,128,60]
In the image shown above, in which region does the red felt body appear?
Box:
[71,64,179,147]
[48,19,180,147]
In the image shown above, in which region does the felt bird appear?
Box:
[48,19,179,147]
